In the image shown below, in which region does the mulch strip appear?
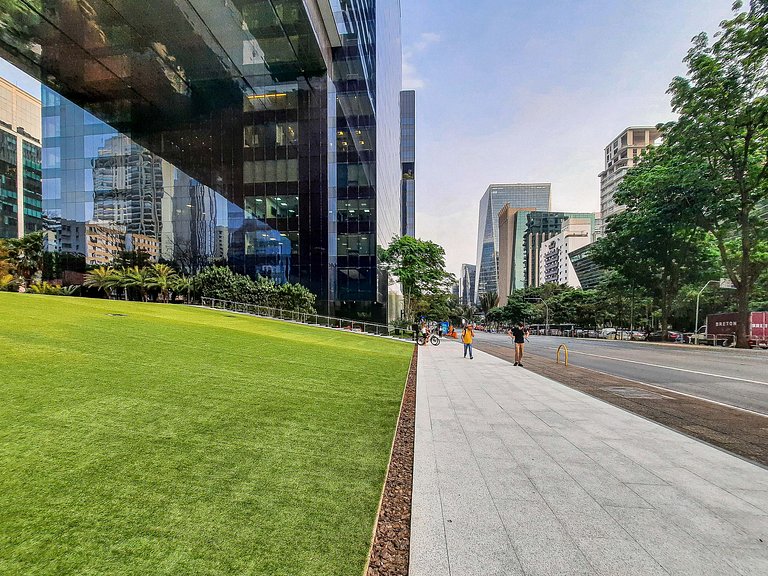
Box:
[476,342,768,467]
[366,345,417,576]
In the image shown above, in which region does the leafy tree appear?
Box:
[193,266,316,313]
[592,164,718,337]
[656,1,768,346]
[272,282,317,314]
[413,292,459,322]
[83,266,118,298]
[498,293,534,325]
[484,307,504,325]
[380,236,454,321]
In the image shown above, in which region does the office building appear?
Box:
[539,218,593,287]
[599,126,661,220]
[0,76,41,238]
[400,90,415,237]
[459,263,476,306]
[570,244,604,290]
[1,0,402,323]
[497,205,536,306]
[475,183,550,301]
[524,211,595,288]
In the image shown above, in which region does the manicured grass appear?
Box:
[0,293,412,575]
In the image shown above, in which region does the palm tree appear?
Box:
[478,291,499,315]
[84,266,118,298]
[6,232,44,289]
[457,303,478,323]
[170,274,195,304]
[147,263,178,303]
[121,266,153,302]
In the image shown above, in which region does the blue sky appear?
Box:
[402,0,734,274]
[0,1,735,275]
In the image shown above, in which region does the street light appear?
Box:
[525,297,549,336]
[694,280,719,343]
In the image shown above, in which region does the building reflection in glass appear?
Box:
[4,0,403,322]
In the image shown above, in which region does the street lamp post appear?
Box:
[694,280,719,343]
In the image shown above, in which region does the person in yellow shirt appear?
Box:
[461,324,474,359]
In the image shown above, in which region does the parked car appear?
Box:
[646,330,682,342]
[599,328,617,339]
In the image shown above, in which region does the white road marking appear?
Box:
[565,349,768,387]
[578,366,768,418]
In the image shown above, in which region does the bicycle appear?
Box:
[417,332,441,346]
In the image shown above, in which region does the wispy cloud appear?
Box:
[403,32,442,90]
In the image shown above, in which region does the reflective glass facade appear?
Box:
[0,129,17,238]
[474,184,551,300]
[42,89,230,269]
[2,0,402,322]
[400,90,415,237]
[0,77,41,238]
[524,211,595,289]
[459,263,476,306]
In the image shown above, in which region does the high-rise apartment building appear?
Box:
[400,90,415,237]
[1,1,403,322]
[539,218,593,288]
[599,126,661,220]
[475,183,550,301]
[0,77,41,238]
[459,263,476,306]
[524,211,595,288]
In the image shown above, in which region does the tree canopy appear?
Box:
[652,0,768,345]
[380,236,454,321]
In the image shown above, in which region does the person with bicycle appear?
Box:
[462,324,474,359]
[419,321,429,345]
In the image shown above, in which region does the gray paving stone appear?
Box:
[627,483,756,547]
[604,506,739,575]
[730,489,768,514]
[576,537,668,576]
[410,344,768,576]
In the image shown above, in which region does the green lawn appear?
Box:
[0,293,412,575]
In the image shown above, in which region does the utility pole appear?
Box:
[694,280,719,342]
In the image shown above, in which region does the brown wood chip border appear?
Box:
[365,345,417,576]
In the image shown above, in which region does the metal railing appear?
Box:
[199,297,412,340]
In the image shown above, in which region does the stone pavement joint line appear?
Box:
[409,343,768,576]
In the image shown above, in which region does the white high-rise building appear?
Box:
[599,126,661,220]
[539,218,593,288]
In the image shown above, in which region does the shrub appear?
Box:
[194,267,316,313]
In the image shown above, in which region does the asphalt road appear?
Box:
[473,332,768,415]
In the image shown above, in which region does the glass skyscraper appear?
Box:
[400,90,415,237]
[0,0,402,322]
[474,183,551,300]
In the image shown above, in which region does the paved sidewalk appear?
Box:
[410,343,768,576]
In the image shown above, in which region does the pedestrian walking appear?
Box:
[461,324,474,359]
[508,321,529,366]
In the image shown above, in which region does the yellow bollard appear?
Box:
[556,344,569,366]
